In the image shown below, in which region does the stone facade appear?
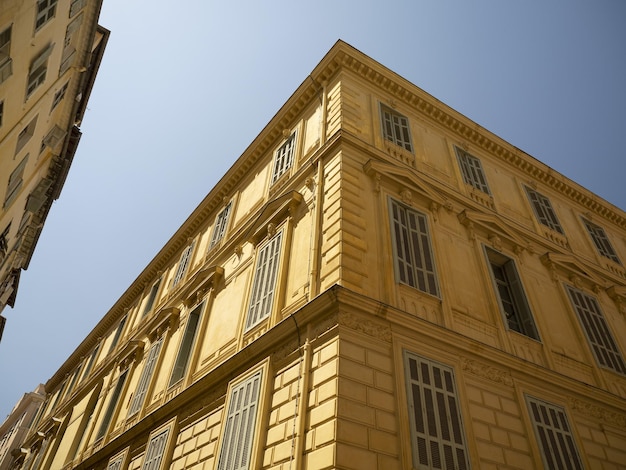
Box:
[2,41,625,469]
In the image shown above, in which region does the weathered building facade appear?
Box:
[0,0,108,336]
[4,41,626,469]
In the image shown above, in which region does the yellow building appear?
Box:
[6,40,626,469]
[0,0,108,338]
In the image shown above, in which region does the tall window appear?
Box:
[128,337,163,417]
[169,303,203,387]
[142,278,162,317]
[35,0,58,31]
[485,247,539,340]
[209,202,232,249]
[108,315,127,354]
[0,26,12,84]
[404,352,470,470]
[217,370,262,470]
[27,44,54,98]
[80,343,100,382]
[389,199,439,296]
[51,81,69,111]
[582,218,621,264]
[59,14,82,75]
[271,132,296,184]
[525,396,583,470]
[95,369,128,441]
[69,0,87,17]
[455,147,490,194]
[525,187,563,234]
[566,286,626,375]
[245,231,283,331]
[15,116,37,154]
[172,243,195,287]
[141,426,171,470]
[4,155,28,208]
[381,104,412,152]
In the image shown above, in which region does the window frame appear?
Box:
[27,44,54,98]
[484,246,540,340]
[4,155,28,208]
[244,229,284,331]
[217,369,263,470]
[270,131,297,185]
[140,419,176,470]
[128,337,164,417]
[168,302,204,387]
[142,277,162,318]
[35,0,58,32]
[455,146,490,194]
[525,395,583,470]
[565,285,626,375]
[403,351,471,470]
[388,197,440,297]
[172,242,195,287]
[525,186,564,234]
[106,447,129,470]
[380,103,413,153]
[0,25,11,85]
[209,201,232,250]
[582,218,621,264]
[95,368,129,442]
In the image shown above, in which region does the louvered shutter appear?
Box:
[141,428,170,470]
[129,338,163,416]
[218,371,262,470]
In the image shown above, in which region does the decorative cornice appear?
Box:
[461,358,514,387]
[339,311,392,343]
[568,397,626,428]
[458,209,532,254]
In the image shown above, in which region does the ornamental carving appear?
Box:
[568,397,626,428]
[461,358,514,386]
[339,312,392,342]
[400,188,413,206]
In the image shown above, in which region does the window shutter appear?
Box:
[169,304,202,386]
[405,353,469,470]
[567,286,626,374]
[96,369,128,441]
[129,338,163,416]
[172,243,194,287]
[218,371,262,470]
[245,231,282,330]
[141,428,170,470]
[526,396,583,470]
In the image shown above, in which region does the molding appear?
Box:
[458,209,532,255]
[461,358,514,387]
[567,397,626,428]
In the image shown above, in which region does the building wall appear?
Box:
[6,41,626,470]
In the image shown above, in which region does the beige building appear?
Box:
[4,40,626,469]
[0,0,108,338]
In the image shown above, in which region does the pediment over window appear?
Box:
[246,190,303,245]
[364,159,450,210]
[540,252,605,290]
[458,210,531,253]
[116,340,144,370]
[176,265,224,307]
[139,306,180,341]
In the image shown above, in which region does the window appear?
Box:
[404,352,470,470]
[172,242,195,287]
[108,315,127,354]
[107,449,128,470]
[128,337,163,417]
[566,286,626,375]
[15,116,37,154]
[381,104,412,152]
[169,303,203,387]
[582,218,621,264]
[35,0,58,31]
[69,0,87,17]
[141,425,173,470]
[389,199,439,296]
[4,155,28,208]
[455,147,490,194]
[525,396,583,470]
[217,370,262,470]
[209,202,232,249]
[142,278,162,317]
[59,14,82,75]
[525,187,563,234]
[95,369,128,441]
[0,100,3,127]
[271,132,296,184]
[0,224,9,260]
[485,247,539,340]
[0,26,11,84]
[27,44,54,98]
[80,343,100,382]
[245,230,283,331]
[51,81,69,111]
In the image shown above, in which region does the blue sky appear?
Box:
[1,0,625,419]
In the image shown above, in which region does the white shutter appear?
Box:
[129,338,163,416]
[141,428,170,470]
[218,371,262,470]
